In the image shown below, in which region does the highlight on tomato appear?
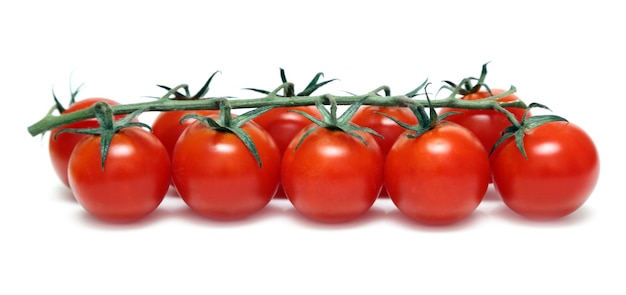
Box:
[48,86,128,188]
[490,103,600,219]
[246,69,336,198]
[60,102,171,223]
[281,98,384,223]
[382,99,490,225]
[171,101,281,220]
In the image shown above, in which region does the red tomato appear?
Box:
[151,110,219,160]
[491,121,599,219]
[49,98,124,188]
[351,106,419,197]
[351,106,418,157]
[171,117,281,220]
[253,106,321,198]
[68,127,171,223]
[439,89,526,154]
[281,126,384,223]
[253,106,321,154]
[385,121,490,225]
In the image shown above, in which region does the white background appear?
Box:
[2,1,624,294]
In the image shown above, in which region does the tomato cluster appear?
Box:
[45,67,600,225]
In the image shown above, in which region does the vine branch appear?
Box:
[27,84,525,137]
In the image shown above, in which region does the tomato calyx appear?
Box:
[440,62,494,96]
[490,102,568,159]
[53,101,150,170]
[377,87,456,139]
[51,81,84,114]
[289,96,382,149]
[180,99,274,168]
[244,68,337,98]
[156,71,221,100]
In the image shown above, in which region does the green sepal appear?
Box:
[243,68,337,98]
[405,79,429,98]
[488,102,568,159]
[437,111,463,121]
[375,86,445,139]
[440,62,494,96]
[180,100,275,168]
[287,96,382,151]
[52,82,84,114]
[157,70,220,100]
[376,104,430,139]
[53,101,150,170]
[299,72,338,96]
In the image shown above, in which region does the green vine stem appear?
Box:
[27,84,525,137]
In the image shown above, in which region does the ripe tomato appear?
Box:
[49,97,125,188]
[491,121,599,219]
[171,116,281,220]
[281,126,384,223]
[385,121,490,225]
[351,106,419,197]
[151,110,219,160]
[351,106,418,157]
[253,106,321,198]
[68,127,171,223]
[438,89,526,154]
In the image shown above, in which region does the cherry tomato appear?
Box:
[253,106,321,198]
[68,127,171,223]
[351,105,419,197]
[439,89,526,154]
[151,110,219,160]
[253,106,321,154]
[49,97,125,188]
[172,116,281,220]
[491,121,599,219]
[385,121,490,225]
[281,126,384,223]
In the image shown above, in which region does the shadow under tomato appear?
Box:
[162,200,291,227]
[481,184,502,202]
[74,193,188,229]
[76,207,166,230]
[385,207,489,232]
[490,203,592,227]
[165,186,179,197]
[54,184,76,204]
[279,203,391,230]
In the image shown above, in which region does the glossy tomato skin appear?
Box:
[351,106,419,157]
[172,118,281,220]
[281,126,384,223]
[385,121,490,225]
[351,106,419,197]
[151,110,219,160]
[49,98,124,188]
[491,121,599,219]
[253,106,321,198]
[253,106,320,154]
[68,127,171,223]
[439,89,526,154]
